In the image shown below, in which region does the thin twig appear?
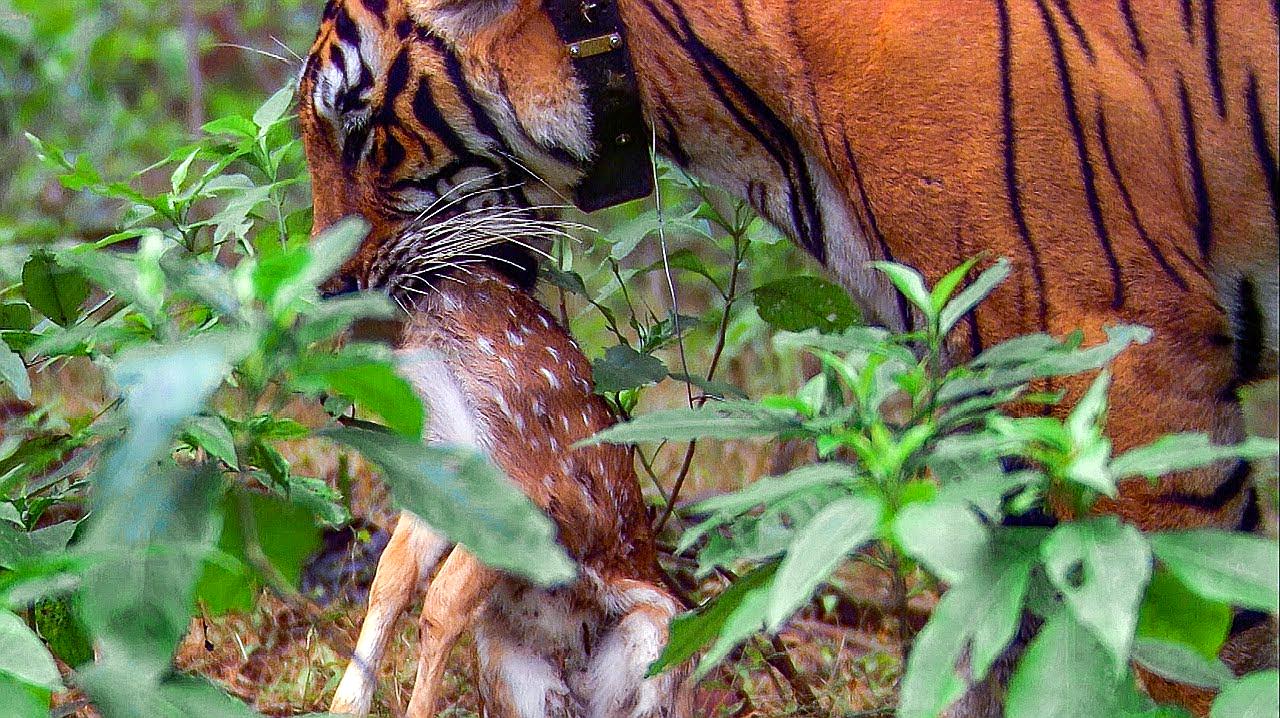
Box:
[180,0,205,132]
[654,230,746,533]
[761,634,823,714]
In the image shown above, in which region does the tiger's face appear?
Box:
[300,0,597,295]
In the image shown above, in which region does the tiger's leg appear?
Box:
[404,547,498,718]
[331,512,451,717]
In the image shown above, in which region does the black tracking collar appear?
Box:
[546,0,655,212]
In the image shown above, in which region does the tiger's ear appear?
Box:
[405,0,518,39]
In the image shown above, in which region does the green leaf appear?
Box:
[170,149,199,194]
[195,490,323,614]
[21,251,88,327]
[642,248,720,286]
[1041,517,1150,674]
[1148,530,1279,613]
[649,562,779,680]
[899,531,1041,718]
[1131,638,1233,689]
[80,466,222,680]
[752,276,859,334]
[77,662,263,718]
[939,258,1011,334]
[252,217,366,314]
[202,115,258,139]
[0,673,46,718]
[591,345,668,394]
[667,372,748,400]
[1006,609,1121,718]
[1137,567,1231,661]
[31,596,93,668]
[931,256,982,313]
[182,415,238,469]
[766,495,881,629]
[0,343,30,402]
[1112,434,1279,481]
[1212,670,1279,718]
[939,325,1153,404]
[323,427,575,586]
[295,355,424,439]
[581,404,799,446]
[687,463,858,517]
[95,334,250,518]
[871,262,933,319]
[0,609,61,690]
[0,304,32,331]
[894,499,991,584]
[540,265,589,296]
[253,86,294,132]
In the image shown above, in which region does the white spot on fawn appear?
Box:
[545,346,560,362]
[581,410,592,428]
[492,391,511,417]
[561,415,572,432]
[539,367,560,389]
[538,314,551,329]
[506,330,525,347]
[476,336,495,356]
[500,356,516,378]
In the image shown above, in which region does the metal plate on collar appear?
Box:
[567,33,623,59]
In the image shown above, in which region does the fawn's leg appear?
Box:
[581,579,690,718]
[331,513,450,717]
[405,547,499,718]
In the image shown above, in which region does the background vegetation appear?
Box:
[1,2,1277,717]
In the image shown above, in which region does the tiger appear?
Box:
[299,0,1278,715]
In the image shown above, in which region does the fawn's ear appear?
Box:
[406,0,519,39]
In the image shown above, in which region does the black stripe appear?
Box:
[1033,0,1125,309]
[1117,0,1147,59]
[380,49,411,117]
[1178,77,1215,258]
[1095,107,1190,291]
[1180,0,1194,38]
[333,4,362,48]
[1203,0,1227,116]
[427,33,506,148]
[412,80,470,158]
[840,133,914,332]
[1236,488,1261,533]
[1050,0,1095,62]
[648,0,827,261]
[966,311,984,359]
[996,0,1050,330]
[357,0,387,17]
[659,114,691,167]
[379,132,405,174]
[1246,73,1280,231]
[1164,460,1250,511]
[1233,277,1266,384]
[1230,607,1269,635]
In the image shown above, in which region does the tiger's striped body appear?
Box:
[301,1,1278,713]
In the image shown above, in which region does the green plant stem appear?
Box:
[654,230,745,534]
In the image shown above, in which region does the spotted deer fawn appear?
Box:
[329,266,691,718]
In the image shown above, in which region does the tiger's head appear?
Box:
[300,0,641,297]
